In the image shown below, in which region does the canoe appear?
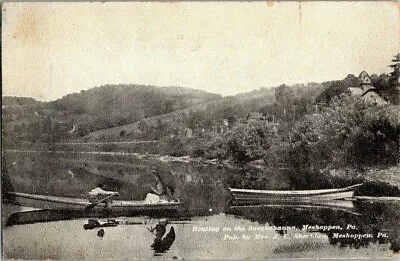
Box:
[229,184,363,202]
[6,192,180,212]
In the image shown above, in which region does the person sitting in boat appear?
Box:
[145,169,175,203]
[88,183,119,203]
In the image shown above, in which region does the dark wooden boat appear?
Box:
[229,184,363,202]
[6,192,180,212]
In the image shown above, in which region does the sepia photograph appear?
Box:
[1,1,400,260]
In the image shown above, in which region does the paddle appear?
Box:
[85,193,118,211]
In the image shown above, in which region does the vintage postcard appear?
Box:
[2,1,400,260]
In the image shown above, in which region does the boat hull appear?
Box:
[228,200,358,215]
[229,184,362,202]
[7,192,180,212]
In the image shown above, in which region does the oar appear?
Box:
[85,193,118,211]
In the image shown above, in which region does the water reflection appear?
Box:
[2,150,400,259]
[227,201,400,253]
[4,207,182,227]
[83,219,119,230]
[4,211,398,260]
[97,228,105,237]
[4,200,400,257]
[148,219,176,256]
[1,151,231,204]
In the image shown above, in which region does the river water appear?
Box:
[2,150,400,259]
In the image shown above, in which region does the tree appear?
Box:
[371,73,393,102]
[342,74,362,87]
[259,103,281,121]
[275,85,294,120]
[223,120,279,165]
[389,53,400,81]
[349,105,400,166]
[316,80,351,104]
[289,93,400,173]
[387,53,400,104]
[289,95,372,171]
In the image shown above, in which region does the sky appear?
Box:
[2,2,400,101]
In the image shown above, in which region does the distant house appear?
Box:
[348,71,387,106]
[207,119,231,135]
[247,112,265,121]
[246,112,282,125]
[359,70,372,85]
[245,112,280,135]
